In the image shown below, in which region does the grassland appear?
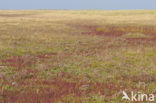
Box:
[0,10,156,103]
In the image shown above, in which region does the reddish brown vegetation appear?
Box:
[0,52,126,102]
[126,37,156,42]
[1,73,126,103]
[36,53,57,59]
[1,53,57,69]
[81,25,123,37]
[78,25,156,42]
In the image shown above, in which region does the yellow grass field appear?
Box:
[0,10,156,103]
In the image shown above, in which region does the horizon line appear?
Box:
[0,9,156,11]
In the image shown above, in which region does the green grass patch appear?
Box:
[123,32,151,38]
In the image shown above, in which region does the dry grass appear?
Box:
[0,10,156,103]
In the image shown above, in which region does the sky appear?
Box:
[0,0,156,10]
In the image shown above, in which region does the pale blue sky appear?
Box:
[0,0,155,10]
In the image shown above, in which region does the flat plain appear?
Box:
[0,10,156,103]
